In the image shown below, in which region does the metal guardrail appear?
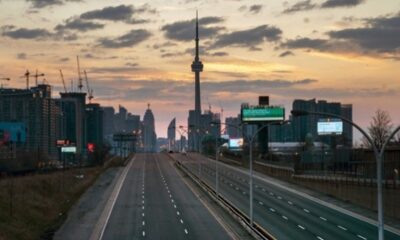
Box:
[167,153,276,240]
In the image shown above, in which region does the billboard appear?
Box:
[318,119,343,135]
[229,138,243,150]
[61,146,77,153]
[0,122,26,143]
[241,106,285,122]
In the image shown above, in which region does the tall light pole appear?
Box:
[291,110,400,240]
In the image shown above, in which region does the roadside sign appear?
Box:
[61,146,76,153]
[318,119,343,135]
[242,106,285,122]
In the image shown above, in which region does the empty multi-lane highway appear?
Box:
[99,153,233,240]
[174,153,400,240]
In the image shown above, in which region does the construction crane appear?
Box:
[84,70,94,103]
[59,70,67,93]
[20,70,30,89]
[0,77,10,89]
[76,56,83,92]
[33,69,45,86]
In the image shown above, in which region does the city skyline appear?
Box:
[0,0,399,137]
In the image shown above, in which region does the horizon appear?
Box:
[0,0,399,138]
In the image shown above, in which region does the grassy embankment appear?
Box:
[0,155,128,240]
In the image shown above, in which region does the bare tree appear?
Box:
[363,109,393,150]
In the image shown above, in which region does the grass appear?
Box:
[0,155,127,240]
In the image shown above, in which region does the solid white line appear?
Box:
[94,156,136,240]
[338,225,347,231]
[357,235,367,240]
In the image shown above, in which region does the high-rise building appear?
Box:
[59,92,87,155]
[0,84,59,159]
[102,106,115,137]
[167,118,176,151]
[126,114,140,133]
[142,104,156,152]
[189,11,204,152]
[86,103,104,149]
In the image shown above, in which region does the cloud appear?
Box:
[161,16,225,41]
[249,4,263,14]
[211,25,282,49]
[26,0,82,9]
[321,0,365,8]
[1,26,52,39]
[80,4,155,24]
[59,57,69,62]
[17,53,27,59]
[97,29,152,48]
[282,0,316,14]
[279,50,295,57]
[55,18,104,32]
[281,13,400,58]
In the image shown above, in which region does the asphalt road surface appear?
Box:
[100,153,233,240]
[176,153,400,240]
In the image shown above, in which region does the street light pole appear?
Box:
[291,110,400,240]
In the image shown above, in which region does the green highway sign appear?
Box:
[241,106,285,122]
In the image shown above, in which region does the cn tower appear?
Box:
[191,11,203,151]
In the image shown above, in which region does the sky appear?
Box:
[0,0,399,139]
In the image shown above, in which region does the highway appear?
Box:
[174,153,400,240]
[100,153,233,240]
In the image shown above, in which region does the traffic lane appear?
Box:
[101,154,144,239]
[156,154,232,240]
[201,158,400,240]
[201,163,352,240]
[145,154,189,239]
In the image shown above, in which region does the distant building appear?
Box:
[59,92,87,155]
[225,116,241,138]
[126,114,140,133]
[0,84,59,159]
[102,106,115,137]
[142,104,157,152]
[167,118,176,151]
[114,105,128,132]
[86,103,103,149]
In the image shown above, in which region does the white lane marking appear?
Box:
[269,208,275,212]
[269,192,274,196]
[174,204,177,208]
[142,221,145,226]
[142,213,145,217]
[142,206,144,210]
[337,225,347,231]
[184,229,188,234]
[317,236,324,240]
[298,225,306,230]
[177,211,180,216]
[142,231,145,237]
[303,209,310,213]
[288,201,293,205]
[277,196,282,200]
[320,217,327,221]
[242,191,246,195]
[180,219,184,224]
[259,201,264,205]
[142,200,144,204]
[282,215,288,220]
[357,235,367,240]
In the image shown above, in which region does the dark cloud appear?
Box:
[1,27,52,39]
[55,18,104,32]
[211,51,228,57]
[17,53,27,59]
[211,25,282,49]
[249,4,263,14]
[279,50,295,57]
[161,17,224,41]
[281,14,400,58]
[152,41,177,49]
[26,0,83,9]
[125,62,139,67]
[80,4,154,24]
[97,29,152,48]
[321,0,365,8]
[282,0,316,14]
